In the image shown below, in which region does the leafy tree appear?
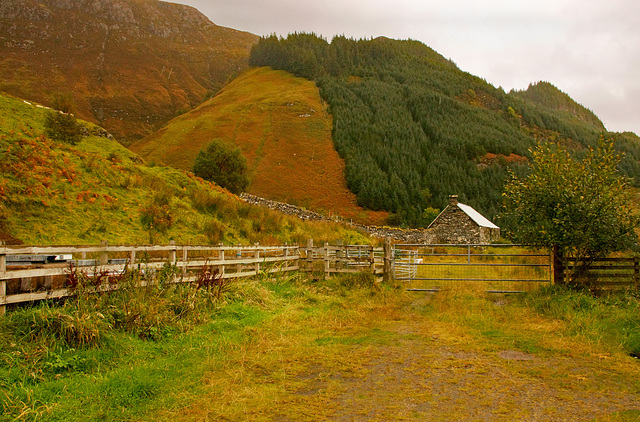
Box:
[193,139,249,194]
[502,140,639,281]
[422,207,440,227]
[44,94,83,145]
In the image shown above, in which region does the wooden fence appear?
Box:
[0,240,389,314]
[556,256,640,293]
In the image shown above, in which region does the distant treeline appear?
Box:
[250,33,640,226]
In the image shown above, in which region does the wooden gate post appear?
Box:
[383,237,393,282]
[553,245,564,285]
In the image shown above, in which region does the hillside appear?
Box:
[131,67,389,226]
[511,82,605,130]
[0,0,258,144]
[0,91,370,246]
[247,34,640,225]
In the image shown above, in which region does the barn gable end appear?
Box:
[427,195,500,244]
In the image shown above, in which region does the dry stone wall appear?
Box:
[239,193,433,243]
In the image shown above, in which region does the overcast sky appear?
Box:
[174,0,640,136]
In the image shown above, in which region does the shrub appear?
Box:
[203,218,226,244]
[44,94,83,145]
[140,193,173,233]
[193,139,249,194]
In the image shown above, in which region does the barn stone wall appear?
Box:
[428,205,500,244]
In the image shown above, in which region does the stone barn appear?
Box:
[427,195,500,244]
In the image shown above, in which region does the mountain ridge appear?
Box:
[238,34,640,224]
[512,81,605,131]
[2,3,639,228]
[132,32,640,226]
[0,0,258,144]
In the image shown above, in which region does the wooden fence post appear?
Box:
[324,242,330,277]
[99,241,109,266]
[169,240,177,264]
[384,237,393,282]
[1,245,6,316]
[255,244,261,275]
[220,249,225,278]
[283,243,289,272]
[182,248,188,278]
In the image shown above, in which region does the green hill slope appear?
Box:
[249,34,640,226]
[0,0,258,144]
[131,67,389,226]
[0,92,369,245]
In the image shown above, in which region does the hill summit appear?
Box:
[0,0,258,143]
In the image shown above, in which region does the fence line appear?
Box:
[0,241,389,314]
[558,257,640,293]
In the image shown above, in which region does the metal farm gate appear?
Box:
[393,244,552,293]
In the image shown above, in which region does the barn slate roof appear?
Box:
[427,200,499,230]
[456,203,499,229]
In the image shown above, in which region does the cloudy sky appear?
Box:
[175,0,640,136]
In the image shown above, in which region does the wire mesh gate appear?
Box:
[393,244,552,293]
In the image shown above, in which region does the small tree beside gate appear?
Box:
[502,139,640,285]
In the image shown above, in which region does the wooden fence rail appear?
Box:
[557,257,640,293]
[0,241,389,315]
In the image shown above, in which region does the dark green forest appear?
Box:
[250,33,640,226]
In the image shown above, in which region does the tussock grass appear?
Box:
[525,285,640,356]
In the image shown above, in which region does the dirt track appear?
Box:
[172,290,640,421]
[285,295,640,421]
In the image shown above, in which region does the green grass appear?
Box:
[525,285,640,356]
[2,273,640,421]
[0,271,387,420]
